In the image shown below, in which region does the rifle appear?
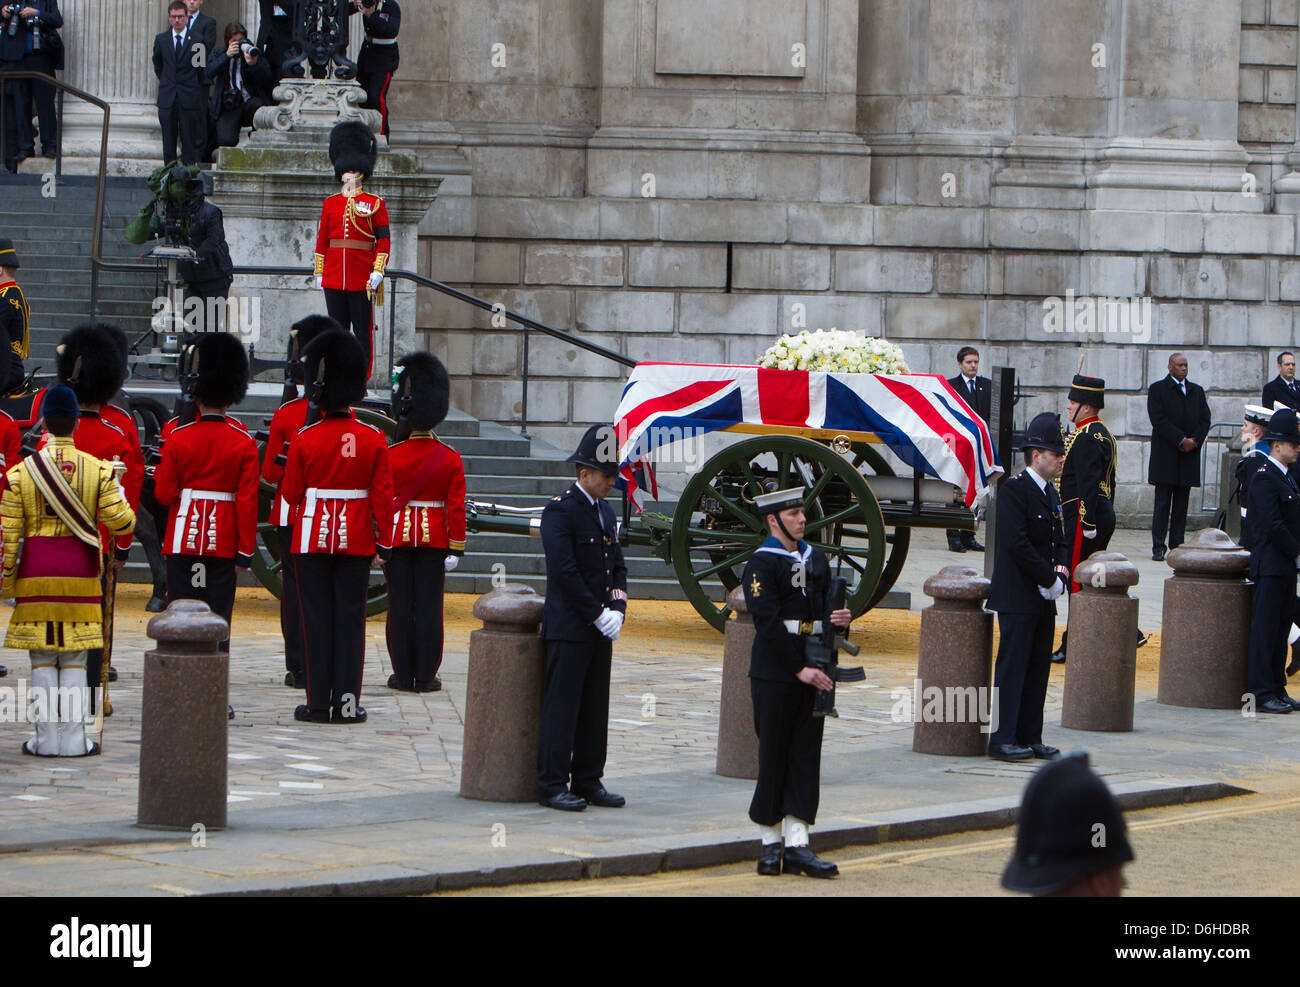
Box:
[804,555,864,719]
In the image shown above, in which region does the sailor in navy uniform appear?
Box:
[740,485,852,879]
[536,425,629,812]
[986,412,1070,762]
[1236,404,1275,551]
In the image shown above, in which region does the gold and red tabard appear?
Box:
[389,431,466,553]
[313,188,391,292]
[39,412,143,556]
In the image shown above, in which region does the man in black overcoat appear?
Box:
[1147,352,1211,561]
[1263,352,1300,412]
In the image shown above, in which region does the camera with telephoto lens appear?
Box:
[238,39,260,58]
[25,14,39,51]
[3,5,22,37]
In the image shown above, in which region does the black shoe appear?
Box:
[1050,648,1066,664]
[294,705,330,723]
[576,786,625,808]
[947,539,967,553]
[1028,743,1060,759]
[1258,697,1293,714]
[285,671,306,688]
[414,677,442,692]
[332,706,367,724]
[227,705,235,720]
[964,539,985,552]
[989,743,1034,761]
[146,595,166,613]
[387,674,415,692]
[0,665,7,678]
[1279,694,1300,711]
[1152,548,1166,562]
[539,791,587,812]
[782,845,838,878]
[77,741,101,757]
[1137,629,1149,648]
[757,844,783,876]
[107,666,117,683]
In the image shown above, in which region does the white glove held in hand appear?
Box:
[1038,573,1067,601]
[1083,527,1097,540]
[314,275,324,290]
[368,271,384,291]
[444,555,459,573]
[594,607,624,640]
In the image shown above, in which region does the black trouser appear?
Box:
[749,678,823,826]
[989,609,1055,748]
[278,526,303,676]
[212,95,267,148]
[385,546,446,686]
[1249,573,1294,700]
[1152,483,1192,553]
[295,553,369,713]
[323,287,373,375]
[537,637,612,798]
[158,100,206,166]
[166,554,236,651]
[358,49,397,137]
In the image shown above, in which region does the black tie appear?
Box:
[175,34,183,59]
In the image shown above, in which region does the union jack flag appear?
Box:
[612,362,1002,510]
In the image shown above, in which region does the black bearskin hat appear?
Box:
[193,332,249,408]
[392,352,450,432]
[303,329,366,412]
[57,324,127,406]
[329,121,378,182]
[287,314,343,383]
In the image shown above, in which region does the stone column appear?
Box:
[1157,529,1251,709]
[912,566,992,756]
[716,586,758,779]
[459,585,547,803]
[1061,553,1139,732]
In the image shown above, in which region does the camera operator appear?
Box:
[0,1,62,167]
[349,0,398,137]
[175,174,233,316]
[206,21,271,149]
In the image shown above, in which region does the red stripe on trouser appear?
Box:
[1069,516,1085,593]
[377,72,392,137]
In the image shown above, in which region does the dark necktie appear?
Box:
[968,378,975,397]
[175,34,184,59]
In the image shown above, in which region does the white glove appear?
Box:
[368,271,384,291]
[444,555,459,573]
[1038,573,1066,601]
[1082,527,1097,540]
[314,275,324,290]
[594,607,624,640]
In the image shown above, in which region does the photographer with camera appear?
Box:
[0,1,62,168]
[348,0,398,138]
[205,21,271,149]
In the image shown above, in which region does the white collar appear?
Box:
[1170,375,1185,387]
[1268,454,1291,475]
[1025,468,1049,493]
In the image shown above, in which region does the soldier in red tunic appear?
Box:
[281,329,394,724]
[386,352,465,693]
[313,121,389,377]
[152,332,259,665]
[260,313,341,689]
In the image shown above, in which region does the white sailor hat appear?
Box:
[754,486,805,516]
[1245,404,1274,428]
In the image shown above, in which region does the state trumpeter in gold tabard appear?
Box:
[1,385,135,756]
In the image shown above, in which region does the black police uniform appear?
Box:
[537,483,628,800]
[741,538,830,827]
[351,0,399,137]
[1246,452,1300,706]
[987,467,1068,752]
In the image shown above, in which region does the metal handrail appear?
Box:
[1197,420,1241,514]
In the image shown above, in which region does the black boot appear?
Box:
[1051,631,1067,664]
[946,530,966,553]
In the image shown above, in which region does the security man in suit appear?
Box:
[987,412,1070,762]
[1245,408,1300,715]
[349,0,399,138]
[741,485,853,879]
[261,313,338,689]
[1263,352,1300,412]
[314,120,390,376]
[385,351,465,693]
[0,239,29,395]
[154,0,210,166]
[536,425,629,812]
[1147,353,1211,561]
[947,345,990,553]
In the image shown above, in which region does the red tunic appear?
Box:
[0,410,19,490]
[388,432,466,553]
[261,397,347,526]
[153,415,260,562]
[282,412,394,556]
[101,402,145,509]
[313,191,391,292]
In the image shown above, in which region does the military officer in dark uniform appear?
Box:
[536,425,629,812]
[0,239,29,395]
[987,412,1070,762]
[741,486,853,879]
[349,0,399,138]
[1245,409,1300,715]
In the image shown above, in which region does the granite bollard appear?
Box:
[717,585,758,779]
[1158,529,1251,709]
[1061,553,1139,732]
[913,566,993,756]
[460,585,547,802]
[137,600,230,830]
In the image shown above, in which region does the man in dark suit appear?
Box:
[1263,352,1300,411]
[256,0,297,83]
[1246,408,1300,715]
[986,412,1070,762]
[536,425,629,812]
[1147,352,1211,561]
[153,0,208,165]
[946,346,990,552]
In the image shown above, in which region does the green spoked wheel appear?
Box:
[250,404,398,617]
[849,441,911,610]
[669,435,887,632]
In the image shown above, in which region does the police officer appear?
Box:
[1235,403,1275,550]
[1001,752,1134,896]
[0,239,30,394]
[349,0,399,138]
[1245,408,1300,715]
[741,486,853,878]
[386,351,465,693]
[986,412,1069,763]
[536,425,628,812]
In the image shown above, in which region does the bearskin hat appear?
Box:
[56,324,127,406]
[192,332,249,408]
[392,352,450,432]
[302,329,366,412]
[329,121,378,182]
[286,314,343,383]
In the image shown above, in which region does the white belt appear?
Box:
[370,37,397,45]
[404,500,444,509]
[300,488,369,553]
[783,620,823,635]
[172,489,236,553]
